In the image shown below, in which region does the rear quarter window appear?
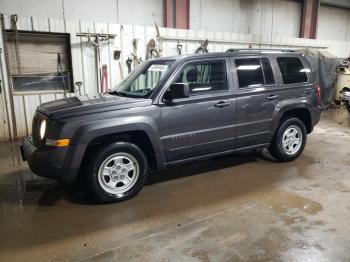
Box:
[277,57,308,84]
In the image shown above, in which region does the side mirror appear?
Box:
[164,83,189,101]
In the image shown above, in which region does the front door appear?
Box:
[159,58,235,162]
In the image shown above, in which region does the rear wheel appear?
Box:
[269,117,307,162]
[87,142,148,203]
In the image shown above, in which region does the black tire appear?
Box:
[269,117,307,162]
[87,142,148,203]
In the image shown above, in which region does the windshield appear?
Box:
[112,60,174,97]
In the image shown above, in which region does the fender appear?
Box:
[60,115,164,185]
[73,116,161,150]
[270,97,311,133]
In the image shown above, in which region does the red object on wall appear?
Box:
[101,64,108,93]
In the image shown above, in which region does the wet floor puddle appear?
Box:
[252,189,323,216]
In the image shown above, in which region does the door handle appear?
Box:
[215,100,230,107]
[266,94,278,100]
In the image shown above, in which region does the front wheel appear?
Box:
[269,118,307,162]
[87,142,149,203]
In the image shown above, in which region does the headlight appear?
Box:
[39,119,46,140]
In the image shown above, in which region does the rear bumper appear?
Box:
[21,137,82,186]
[310,106,321,131]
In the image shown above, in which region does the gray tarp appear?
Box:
[297,49,341,108]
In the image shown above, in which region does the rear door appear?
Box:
[233,56,282,148]
[159,58,236,162]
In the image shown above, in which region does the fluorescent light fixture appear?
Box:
[299,68,311,73]
[237,65,261,70]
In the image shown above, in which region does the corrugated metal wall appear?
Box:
[0,14,350,141]
[318,5,350,41]
[0,0,163,27]
[190,0,302,38]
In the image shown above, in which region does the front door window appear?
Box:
[174,60,228,95]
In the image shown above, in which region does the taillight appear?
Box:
[315,84,321,106]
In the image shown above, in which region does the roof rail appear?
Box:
[226,48,296,53]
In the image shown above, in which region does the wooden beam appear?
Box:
[163,0,175,28]
[300,0,320,39]
[175,0,189,29]
[163,0,189,29]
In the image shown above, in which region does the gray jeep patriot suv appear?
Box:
[21,50,321,202]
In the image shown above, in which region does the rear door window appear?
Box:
[235,58,264,88]
[277,57,308,84]
[235,58,275,88]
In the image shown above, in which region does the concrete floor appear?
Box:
[0,107,350,262]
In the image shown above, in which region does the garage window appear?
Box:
[5,31,73,92]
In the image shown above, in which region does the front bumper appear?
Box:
[20,136,82,185]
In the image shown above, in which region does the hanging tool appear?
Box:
[113,50,121,60]
[132,39,142,66]
[118,25,125,80]
[195,39,209,53]
[126,57,133,74]
[76,32,116,93]
[177,41,183,55]
[114,49,124,79]
[145,39,160,60]
[74,81,83,96]
[119,62,124,79]
[101,64,108,93]
[125,39,142,74]
[154,22,162,57]
[155,22,160,41]
[57,53,67,98]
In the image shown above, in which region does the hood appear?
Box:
[37,94,152,120]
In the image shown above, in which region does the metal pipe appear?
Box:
[1,14,17,140]
[159,36,328,49]
[0,48,12,140]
